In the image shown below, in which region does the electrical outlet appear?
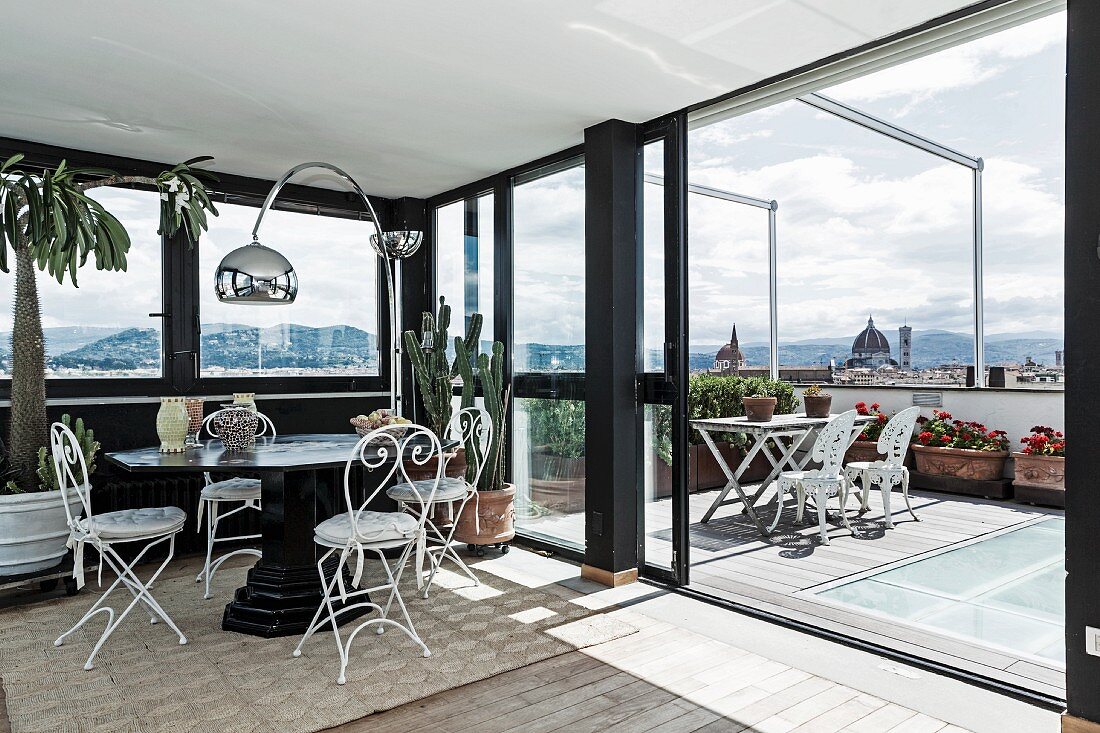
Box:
[1086,626,1100,657]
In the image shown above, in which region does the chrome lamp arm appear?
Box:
[246,161,415,415]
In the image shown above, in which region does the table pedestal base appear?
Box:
[222,559,370,638]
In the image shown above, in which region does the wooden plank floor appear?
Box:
[519,486,1065,700]
[329,609,973,733]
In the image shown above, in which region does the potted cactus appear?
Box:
[0,415,100,577]
[403,296,482,479]
[801,384,832,418]
[453,338,514,554]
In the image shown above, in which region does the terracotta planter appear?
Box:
[803,395,832,419]
[454,484,516,545]
[743,397,777,422]
[845,440,883,464]
[529,449,585,514]
[404,448,465,482]
[1012,452,1064,489]
[911,444,1008,481]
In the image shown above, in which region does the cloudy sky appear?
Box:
[0,11,1064,375]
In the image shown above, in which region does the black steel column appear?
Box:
[395,197,430,422]
[1065,1,1100,727]
[582,119,642,585]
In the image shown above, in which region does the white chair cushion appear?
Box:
[201,477,261,501]
[315,511,419,545]
[385,477,468,504]
[81,507,187,539]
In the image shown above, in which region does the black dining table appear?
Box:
[105,432,446,638]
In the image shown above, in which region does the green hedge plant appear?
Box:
[653,374,797,466]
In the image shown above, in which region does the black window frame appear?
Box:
[0,137,393,400]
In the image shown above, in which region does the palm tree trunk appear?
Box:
[9,237,46,491]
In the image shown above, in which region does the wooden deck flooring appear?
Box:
[520,486,1065,700]
[331,607,974,733]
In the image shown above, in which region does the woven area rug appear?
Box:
[0,554,636,733]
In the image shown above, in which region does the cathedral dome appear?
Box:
[715,342,745,364]
[852,315,890,355]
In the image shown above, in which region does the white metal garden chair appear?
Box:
[293,423,441,685]
[50,421,188,670]
[844,405,922,527]
[769,409,859,545]
[386,406,491,597]
[194,408,276,599]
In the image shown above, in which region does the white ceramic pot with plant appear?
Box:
[0,415,99,577]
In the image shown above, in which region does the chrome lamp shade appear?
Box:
[214,242,298,304]
[370,230,423,260]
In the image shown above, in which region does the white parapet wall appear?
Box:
[821,384,1065,454]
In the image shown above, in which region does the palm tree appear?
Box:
[0,155,218,491]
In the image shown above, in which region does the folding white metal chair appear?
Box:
[293,423,442,685]
[51,421,188,670]
[193,408,275,599]
[845,406,922,527]
[386,406,491,597]
[770,410,859,545]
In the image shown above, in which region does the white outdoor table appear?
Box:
[690,413,876,534]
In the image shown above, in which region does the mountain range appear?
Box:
[0,325,1063,373]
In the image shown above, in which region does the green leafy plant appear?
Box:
[528,399,585,459]
[0,154,218,493]
[403,296,482,438]
[3,415,100,494]
[653,374,797,466]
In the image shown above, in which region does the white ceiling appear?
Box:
[0,1,977,199]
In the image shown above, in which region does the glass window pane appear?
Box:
[643,141,665,373]
[513,164,585,372]
[434,193,494,362]
[512,395,586,549]
[199,202,379,376]
[0,187,163,378]
[827,12,1066,389]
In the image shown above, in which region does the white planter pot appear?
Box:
[0,489,83,577]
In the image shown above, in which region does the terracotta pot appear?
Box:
[403,448,465,482]
[1012,452,1064,489]
[742,397,777,423]
[454,484,516,545]
[530,449,585,513]
[911,444,1008,481]
[803,394,832,419]
[845,440,884,464]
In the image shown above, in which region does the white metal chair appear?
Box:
[769,410,859,545]
[194,408,276,599]
[50,421,188,670]
[845,406,922,527]
[293,423,442,685]
[386,406,491,597]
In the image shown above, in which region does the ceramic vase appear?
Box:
[233,392,257,412]
[157,396,189,453]
[214,405,260,451]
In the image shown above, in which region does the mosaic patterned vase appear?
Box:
[156,397,189,453]
[185,398,205,446]
[214,405,259,451]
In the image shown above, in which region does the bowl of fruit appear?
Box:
[350,410,412,443]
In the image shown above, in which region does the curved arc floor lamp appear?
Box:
[214,161,421,414]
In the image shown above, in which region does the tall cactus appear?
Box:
[477,341,509,492]
[4,414,100,493]
[403,296,482,437]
